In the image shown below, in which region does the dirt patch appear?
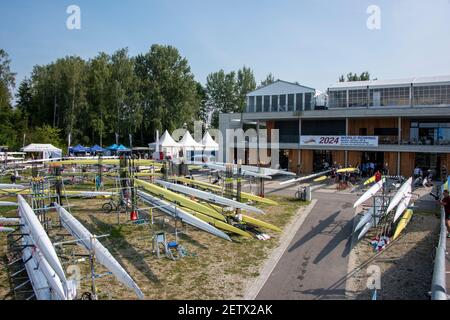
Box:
[0,195,308,300]
[347,210,440,300]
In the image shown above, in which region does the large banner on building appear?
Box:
[300,136,379,147]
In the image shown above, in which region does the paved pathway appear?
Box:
[256,190,357,300]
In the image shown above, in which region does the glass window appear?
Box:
[304,93,312,110]
[279,95,287,112]
[263,95,270,112]
[287,94,295,111]
[328,90,347,108]
[296,93,303,111]
[413,85,450,106]
[256,96,263,112]
[348,89,367,107]
[271,95,278,112]
[369,87,410,107]
[247,96,255,112]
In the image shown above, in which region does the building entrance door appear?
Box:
[313,150,332,172]
[361,152,384,176]
[279,150,289,170]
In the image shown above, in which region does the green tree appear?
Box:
[135,44,200,140]
[236,66,256,113]
[0,49,20,148]
[259,73,276,88]
[26,125,65,150]
[206,70,239,128]
[339,71,371,82]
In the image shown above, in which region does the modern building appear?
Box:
[219,76,450,178]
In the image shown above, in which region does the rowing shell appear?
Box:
[155,180,264,214]
[0,201,18,207]
[21,224,67,300]
[137,190,233,241]
[55,204,144,299]
[280,169,332,186]
[386,177,413,214]
[354,199,383,232]
[353,178,385,208]
[172,177,278,206]
[313,176,327,183]
[135,179,226,221]
[336,168,358,173]
[358,216,380,240]
[0,217,20,224]
[364,175,376,186]
[0,227,14,232]
[18,195,68,291]
[393,209,414,240]
[393,184,412,223]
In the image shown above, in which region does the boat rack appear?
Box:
[5,233,37,300]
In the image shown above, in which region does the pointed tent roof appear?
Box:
[179,131,203,150]
[202,132,219,151]
[159,130,180,148]
[116,144,131,152]
[71,144,89,153]
[106,144,119,151]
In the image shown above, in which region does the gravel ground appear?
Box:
[347,207,440,300]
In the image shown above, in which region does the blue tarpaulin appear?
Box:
[106,144,119,151]
[89,145,106,153]
[70,144,89,153]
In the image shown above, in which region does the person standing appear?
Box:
[442,165,448,182]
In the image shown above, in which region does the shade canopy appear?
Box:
[106,144,119,151]
[202,132,219,151]
[70,144,89,153]
[89,145,106,153]
[178,131,203,150]
[116,144,131,152]
[21,144,62,159]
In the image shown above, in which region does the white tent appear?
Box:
[202,132,219,151]
[178,131,203,150]
[21,144,62,159]
[158,130,180,158]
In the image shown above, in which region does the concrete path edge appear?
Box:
[243,199,318,300]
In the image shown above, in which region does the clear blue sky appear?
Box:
[1,0,450,93]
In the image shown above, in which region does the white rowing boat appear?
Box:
[55,204,145,300]
[353,178,385,208]
[0,184,27,190]
[138,190,231,242]
[0,227,14,232]
[155,180,264,214]
[386,177,413,214]
[393,184,412,223]
[354,199,383,232]
[0,216,20,224]
[0,201,18,207]
[21,224,67,300]
[18,195,68,291]
[280,169,332,186]
[203,163,272,179]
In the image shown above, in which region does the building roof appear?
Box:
[247,80,316,96]
[21,144,61,153]
[328,75,450,90]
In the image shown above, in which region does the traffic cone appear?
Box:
[130,211,138,221]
